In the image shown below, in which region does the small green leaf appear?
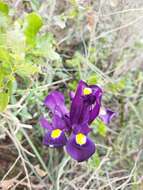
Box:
[66,52,83,67]
[16,131,23,141]
[68,80,78,91]
[68,8,78,19]
[93,119,107,137]
[106,79,126,93]
[0,1,9,15]
[87,75,98,85]
[0,48,11,63]
[69,0,77,6]
[88,152,101,169]
[98,120,107,137]
[15,62,39,77]
[34,34,61,60]
[0,92,9,112]
[24,12,43,45]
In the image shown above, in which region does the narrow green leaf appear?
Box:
[97,119,107,137]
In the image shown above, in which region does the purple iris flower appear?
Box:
[66,80,102,161]
[40,80,115,162]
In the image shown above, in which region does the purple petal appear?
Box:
[72,123,91,135]
[88,89,102,124]
[70,80,103,125]
[44,91,68,116]
[62,114,72,132]
[39,116,52,130]
[99,107,116,124]
[52,114,68,131]
[83,84,102,105]
[66,134,95,162]
[70,80,89,125]
[43,130,67,147]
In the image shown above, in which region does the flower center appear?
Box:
[76,133,86,145]
[83,87,92,95]
[99,107,106,115]
[51,129,62,139]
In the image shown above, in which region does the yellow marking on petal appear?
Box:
[83,87,92,95]
[51,129,62,139]
[76,133,86,145]
[99,107,106,115]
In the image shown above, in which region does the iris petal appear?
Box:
[99,108,116,124]
[72,122,91,135]
[88,87,102,124]
[44,91,68,116]
[70,80,89,125]
[66,134,95,162]
[43,130,67,147]
[70,80,103,126]
[39,116,52,130]
[83,84,102,105]
[52,114,66,130]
